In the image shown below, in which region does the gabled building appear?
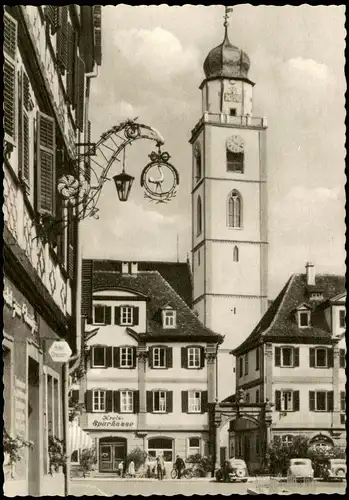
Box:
[3,6,101,496]
[75,260,223,474]
[231,263,346,471]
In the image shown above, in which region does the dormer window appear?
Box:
[295,305,312,328]
[162,309,176,329]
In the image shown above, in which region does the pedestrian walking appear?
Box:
[175,455,185,479]
[128,460,135,478]
[118,460,124,478]
[156,455,164,480]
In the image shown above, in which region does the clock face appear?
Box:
[226,135,244,153]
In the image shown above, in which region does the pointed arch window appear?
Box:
[233,246,239,262]
[197,196,203,236]
[228,190,242,228]
[194,143,202,182]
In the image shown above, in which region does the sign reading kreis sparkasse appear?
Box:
[91,413,136,429]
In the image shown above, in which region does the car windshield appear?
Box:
[292,460,308,465]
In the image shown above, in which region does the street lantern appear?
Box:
[113,171,135,201]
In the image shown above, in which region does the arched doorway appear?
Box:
[99,436,127,473]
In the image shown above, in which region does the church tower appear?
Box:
[190,9,268,401]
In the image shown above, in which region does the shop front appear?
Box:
[99,437,127,473]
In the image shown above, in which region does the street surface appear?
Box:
[71,478,346,496]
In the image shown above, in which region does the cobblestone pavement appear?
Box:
[70,478,346,496]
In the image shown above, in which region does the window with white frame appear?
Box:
[315,347,327,368]
[309,390,333,412]
[188,437,201,456]
[153,390,167,413]
[281,390,293,411]
[163,310,176,328]
[120,306,133,326]
[282,435,294,446]
[148,438,173,462]
[120,347,134,368]
[93,390,105,412]
[120,391,133,413]
[339,309,346,328]
[281,347,293,367]
[188,347,201,368]
[94,305,106,324]
[92,346,106,368]
[315,391,327,411]
[153,347,166,368]
[299,311,310,327]
[188,390,201,413]
[71,450,80,465]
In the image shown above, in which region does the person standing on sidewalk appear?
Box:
[156,456,164,480]
[118,460,124,478]
[175,455,185,479]
[128,460,136,478]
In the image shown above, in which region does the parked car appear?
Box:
[321,459,346,482]
[216,458,249,483]
[287,458,314,481]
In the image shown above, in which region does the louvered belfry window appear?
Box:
[36,111,56,216]
[4,12,17,143]
[56,6,69,74]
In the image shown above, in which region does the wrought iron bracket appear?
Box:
[75,142,97,156]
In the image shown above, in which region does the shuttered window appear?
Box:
[56,6,69,74]
[36,111,56,216]
[18,69,31,187]
[75,55,85,132]
[66,23,76,104]
[45,6,59,34]
[309,391,333,412]
[4,12,17,143]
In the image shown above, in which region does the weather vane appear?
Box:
[224,6,234,33]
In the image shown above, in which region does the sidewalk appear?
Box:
[72,476,215,482]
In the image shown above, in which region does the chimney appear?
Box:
[121,262,129,274]
[305,262,315,286]
[131,262,138,275]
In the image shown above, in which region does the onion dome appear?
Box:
[203,25,250,80]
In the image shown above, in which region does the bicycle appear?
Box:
[171,466,201,479]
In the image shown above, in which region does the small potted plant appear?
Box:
[80,447,97,477]
[199,455,214,477]
[48,436,65,475]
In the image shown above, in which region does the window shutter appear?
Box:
[85,391,93,412]
[309,348,315,368]
[255,348,260,371]
[340,349,345,368]
[4,12,17,142]
[166,391,173,413]
[181,347,188,369]
[106,390,113,412]
[146,391,153,412]
[56,6,69,74]
[293,391,300,411]
[105,307,112,325]
[275,391,281,411]
[76,55,85,132]
[181,391,188,413]
[81,260,93,322]
[293,348,299,367]
[131,347,137,369]
[66,23,76,104]
[106,347,113,368]
[275,347,281,367]
[133,307,139,326]
[71,390,79,404]
[133,391,140,414]
[45,6,58,34]
[327,391,334,412]
[200,347,205,368]
[309,391,315,411]
[114,307,121,325]
[148,347,154,368]
[36,111,56,216]
[18,70,23,175]
[113,347,120,368]
[114,391,120,413]
[201,390,208,414]
[166,347,173,368]
[340,391,346,411]
[327,348,334,368]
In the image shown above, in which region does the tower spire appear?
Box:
[223,6,234,40]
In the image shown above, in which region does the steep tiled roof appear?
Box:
[92,269,222,342]
[233,273,346,355]
[91,260,193,307]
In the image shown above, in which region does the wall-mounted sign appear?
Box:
[91,413,136,429]
[3,285,38,334]
[48,340,72,363]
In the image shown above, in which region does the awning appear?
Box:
[69,421,94,452]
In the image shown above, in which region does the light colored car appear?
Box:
[216,458,249,483]
[287,458,314,481]
[322,459,346,481]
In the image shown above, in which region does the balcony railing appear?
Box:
[4,166,71,317]
[191,112,267,137]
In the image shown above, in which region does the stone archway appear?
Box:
[208,398,273,472]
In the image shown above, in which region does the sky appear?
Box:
[81,5,346,299]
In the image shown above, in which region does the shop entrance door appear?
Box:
[99,438,126,473]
